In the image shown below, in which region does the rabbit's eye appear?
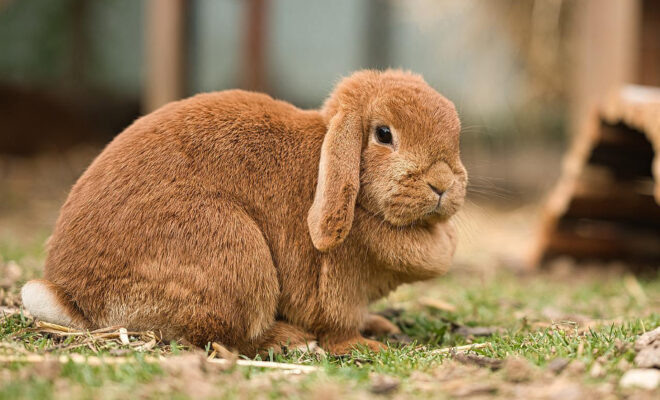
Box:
[375,126,393,145]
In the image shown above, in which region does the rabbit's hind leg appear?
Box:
[243,321,317,356]
[160,201,281,353]
[361,313,401,336]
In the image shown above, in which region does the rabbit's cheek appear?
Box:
[381,188,440,226]
[435,182,466,218]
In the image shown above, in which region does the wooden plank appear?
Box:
[545,219,660,261]
[569,0,641,137]
[143,0,188,113]
[565,194,660,225]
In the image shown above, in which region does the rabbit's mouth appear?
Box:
[379,194,458,227]
[377,176,465,227]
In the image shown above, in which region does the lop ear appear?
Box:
[307,111,363,252]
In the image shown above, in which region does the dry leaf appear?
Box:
[419,297,457,313]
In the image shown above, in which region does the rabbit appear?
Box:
[21,69,466,356]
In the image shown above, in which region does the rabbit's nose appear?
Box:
[428,183,444,198]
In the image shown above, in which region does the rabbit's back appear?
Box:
[43,90,326,330]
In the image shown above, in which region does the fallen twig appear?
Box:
[35,321,78,333]
[35,321,148,339]
[210,358,318,372]
[430,342,491,355]
[0,353,319,373]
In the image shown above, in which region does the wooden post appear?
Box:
[570,0,641,136]
[242,0,268,91]
[143,0,188,113]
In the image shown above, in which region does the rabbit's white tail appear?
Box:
[21,279,86,327]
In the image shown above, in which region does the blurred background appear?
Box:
[0,0,658,270]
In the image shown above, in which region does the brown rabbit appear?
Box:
[21,70,466,355]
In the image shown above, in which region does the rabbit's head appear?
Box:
[308,70,467,252]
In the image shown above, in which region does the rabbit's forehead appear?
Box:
[370,92,460,149]
[371,86,457,126]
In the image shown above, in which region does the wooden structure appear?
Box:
[143,0,188,113]
[570,0,641,137]
[531,86,660,266]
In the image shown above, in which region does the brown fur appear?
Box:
[362,314,401,337]
[23,70,466,355]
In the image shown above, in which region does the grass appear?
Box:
[2,241,659,400]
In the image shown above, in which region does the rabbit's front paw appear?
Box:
[322,335,387,355]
